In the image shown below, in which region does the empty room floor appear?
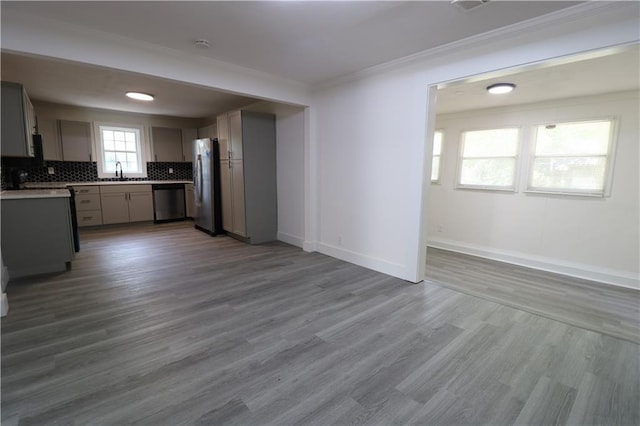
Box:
[2,222,638,425]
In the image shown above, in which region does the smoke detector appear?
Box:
[194,39,210,49]
[451,0,491,11]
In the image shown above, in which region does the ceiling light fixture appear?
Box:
[486,83,516,94]
[126,91,154,101]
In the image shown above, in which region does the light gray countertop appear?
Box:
[24,180,192,188]
[0,189,71,200]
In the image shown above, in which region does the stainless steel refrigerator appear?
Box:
[193,138,223,235]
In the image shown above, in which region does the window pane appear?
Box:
[126,152,137,163]
[116,152,128,162]
[99,125,143,177]
[431,156,440,181]
[535,121,610,156]
[433,131,442,155]
[127,162,139,173]
[460,158,515,187]
[463,128,518,157]
[531,156,607,191]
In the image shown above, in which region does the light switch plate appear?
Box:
[169,168,174,174]
[47,167,55,175]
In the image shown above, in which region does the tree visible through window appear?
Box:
[528,120,613,195]
[458,128,519,190]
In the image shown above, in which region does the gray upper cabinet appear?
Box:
[197,123,216,140]
[152,127,183,162]
[38,117,62,161]
[1,81,36,157]
[59,120,93,162]
[218,110,276,244]
[181,127,197,162]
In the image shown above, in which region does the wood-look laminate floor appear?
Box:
[2,222,639,425]
[424,247,640,344]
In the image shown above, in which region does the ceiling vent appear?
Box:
[451,0,490,11]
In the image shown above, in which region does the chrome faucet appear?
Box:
[115,161,124,180]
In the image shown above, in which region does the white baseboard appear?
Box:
[427,237,640,290]
[277,231,304,248]
[317,242,415,282]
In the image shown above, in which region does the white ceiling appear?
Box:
[0,53,259,119]
[436,45,640,114]
[8,0,633,119]
[1,1,581,85]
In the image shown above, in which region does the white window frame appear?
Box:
[94,122,149,179]
[431,130,444,183]
[456,127,521,191]
[525,118,618,197]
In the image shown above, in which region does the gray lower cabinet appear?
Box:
[1,197,74,278]
[185,183,195,218]
[100,185,153,224]
[71,186,103,227]
[217,110,276,244]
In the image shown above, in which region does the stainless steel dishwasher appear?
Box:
[152,184,186,223]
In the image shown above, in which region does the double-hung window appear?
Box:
[528,119,614,196]
[95,124,148,178]
[431,130,443,182]
[457,128,519,190]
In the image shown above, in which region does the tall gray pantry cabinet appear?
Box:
[217,111,277,244]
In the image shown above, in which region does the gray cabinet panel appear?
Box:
[181,127,197,162]
[1,81,35,157]
[217,110,276,244]
[60,120,92,162]
[1,197,74,278]
[152,127,183,162]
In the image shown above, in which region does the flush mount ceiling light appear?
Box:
[126,91,154,101]
[486,83,516,95]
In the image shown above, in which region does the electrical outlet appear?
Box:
[168,168,174,174]
[437,225,443,233]
[47,167,55,175]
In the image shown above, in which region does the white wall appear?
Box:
[311,3,640,283]
[428,91,639,288]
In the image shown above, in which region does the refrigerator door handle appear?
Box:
[197,155,204,203]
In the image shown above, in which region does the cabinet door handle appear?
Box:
[229,151,232,159]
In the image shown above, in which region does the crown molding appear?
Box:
[313,1,637,91]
